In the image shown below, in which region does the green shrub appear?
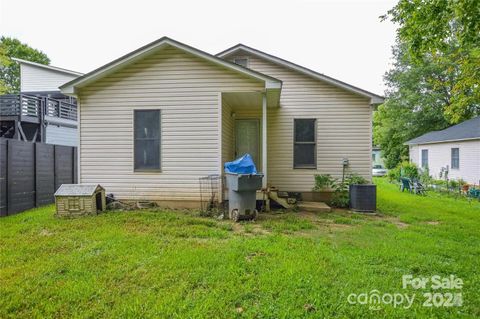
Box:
[387,166,401,182]
[345,173,369,185]
[312,172,370,208]
[457,179,467,186]
[419,167,433,186]
[387,161,419,183]
[313,174,336,191]
[400,161,419,179]
[449,179,459,190]
[330,190,350,208]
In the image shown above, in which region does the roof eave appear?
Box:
[60,37,282,95]
[405,137,480,146]
[12,57,83,77]
[217,44,384,103]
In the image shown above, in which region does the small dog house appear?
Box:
[54,184,106,217]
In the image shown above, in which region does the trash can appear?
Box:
[225,173,263,221]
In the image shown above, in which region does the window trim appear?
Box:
[421,149,428,169]
[133,109,162,173]
[451,147,460,169]
[293,118,317,169]
[232,56,249,68]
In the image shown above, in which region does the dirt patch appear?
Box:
[296,211,322,221]
[39,229,54,236]
[393,221,409,229]
[361,213,410,229]
[425,221,440,226]
[232,222,271,236]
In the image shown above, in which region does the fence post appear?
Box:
[6,139,12,215]
[0,139,8,216]
[54,145,57,191]
[34,142,37,207]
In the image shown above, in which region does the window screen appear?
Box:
[451,148,459,169]
[294,119,316,168]
[134,110,161,171]
[421,149,428,168]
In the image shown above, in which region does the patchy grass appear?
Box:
[0,178,479,318]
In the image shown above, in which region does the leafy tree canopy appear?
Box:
[0,37,50,94]
[374,43,450,168]
[383,0,480,123]
[375,0,480,168]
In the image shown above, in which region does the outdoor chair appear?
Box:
[468,188,480,199]
[400,177,412,193]
[412,179,426,195]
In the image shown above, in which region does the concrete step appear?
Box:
[297,201,331,213]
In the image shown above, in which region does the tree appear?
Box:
[384,0,480,123]
[375,0,480,168]
[374,42,450,168]
[0,37,50,93]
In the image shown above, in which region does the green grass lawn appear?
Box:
[1,178,479,318]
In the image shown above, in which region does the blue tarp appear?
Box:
[224,154,257,174]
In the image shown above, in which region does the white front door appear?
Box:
[235,119,260,169]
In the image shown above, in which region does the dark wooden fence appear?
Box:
[0,138,77,216]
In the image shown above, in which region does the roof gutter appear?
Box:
[405,137,480,146]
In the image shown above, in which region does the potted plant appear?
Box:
[311,174,336,202]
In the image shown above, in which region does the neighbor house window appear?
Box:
[233,57,248,68]
[294,119,316,168]
[451,148,459,169]
[134,110,161,171]
[421,149,428,168]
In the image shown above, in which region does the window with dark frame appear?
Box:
[294,119,316,168]
[421,149,428,168]
[451,148,459,169]
[134,110,161,171]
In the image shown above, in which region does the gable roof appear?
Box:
[54,184,104,196]
[405,116,480,145]
[60,37,282,95]
[12,57,83,77]
[217,44,384,105]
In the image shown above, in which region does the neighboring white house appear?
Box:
[406,117,480,185]
[60,37,383,208]
[13,58,83,93]
[9,58,83,146]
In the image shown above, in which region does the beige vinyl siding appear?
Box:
[20,63,78,92]
[78,45,263,202]
[410,140,480,184]
[226,52,372,191]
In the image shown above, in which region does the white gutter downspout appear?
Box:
[262,93,267,188]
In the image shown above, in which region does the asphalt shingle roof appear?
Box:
[54,184,103,196]
[406,116,480,145]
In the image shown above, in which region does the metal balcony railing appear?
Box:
[0,94,77,122]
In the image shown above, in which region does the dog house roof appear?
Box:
[54,184,104,196]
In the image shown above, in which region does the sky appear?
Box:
[0,0,397,95]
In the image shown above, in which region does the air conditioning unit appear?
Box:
[349,184,376,212]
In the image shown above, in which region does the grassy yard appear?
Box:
[1,178,479,318]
